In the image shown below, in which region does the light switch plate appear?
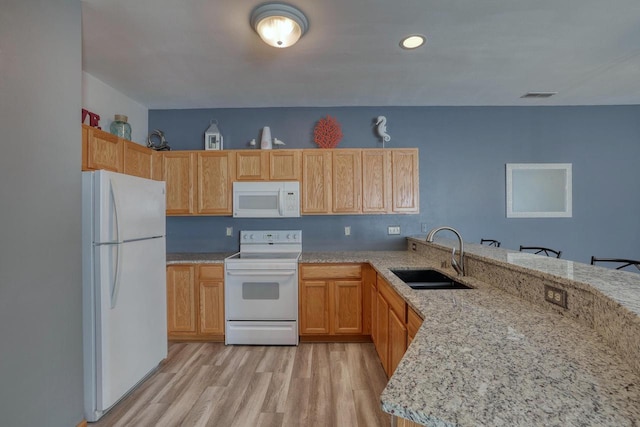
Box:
[344,226,351,236]
[226,227,233,237]
[388,226,401,235]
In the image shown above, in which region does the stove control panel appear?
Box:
[240,230,302,245]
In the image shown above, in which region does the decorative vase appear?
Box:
[261,126,272,149]
[110,114,132,140]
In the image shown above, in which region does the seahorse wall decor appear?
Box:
[375,116,391,146]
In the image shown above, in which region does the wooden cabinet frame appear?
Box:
[299,264,366,339]
[167,264,225,341]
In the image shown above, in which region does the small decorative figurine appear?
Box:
[146,129,171,151]
[375,116,391,147]
[273,138,285,147]
[314,115,343,148]
[249,138,257,147]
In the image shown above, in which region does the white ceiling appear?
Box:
[82,0,640,109]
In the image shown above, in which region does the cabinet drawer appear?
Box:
[301,264,362,280]
[199,265,224,280]
[406,306,423,338]
[378,275,406,320]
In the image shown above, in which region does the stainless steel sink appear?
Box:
[390,269,471,290]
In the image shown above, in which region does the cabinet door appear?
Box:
[236,151,268,180]
[269,150,301,181]
[388,308,408,376]
[199,281,224,335]
[391,149,419,213]
[123,140,153,179]
[151,150,164,181]
[198,265,224,336]
[197,151,234,215]
[86,127,123,172]
[362,149,391,213]
[167,265,197,335]
[332,150,362,213]
[299,280,331,334]
[302,151,332,214]
[375,292,389,375]
[333,280,362,334]
[164,152,196,215]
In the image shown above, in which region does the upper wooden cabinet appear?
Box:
[82,124,163,182]
[270,150,301,181]
[235,151,268,180]
[163,152,197,215]
[123,140,153,179]
[362,150,391,213]
[391,149,419,213]
[151,150,164,181]
[302,148,419,215]
[332,150,362,214]
[302,150,332,214]
[196,151,235,215]
[84,125,123,172]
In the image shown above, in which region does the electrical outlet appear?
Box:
[421,223,429,233]
[226,227,233,237]
[344,226,351,236]
[544,285,567,308]
[388,226,401,235]
[411,243,417,251]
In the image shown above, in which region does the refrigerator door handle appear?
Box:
[110,179,124,308]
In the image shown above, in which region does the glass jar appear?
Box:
[109,114,132,140]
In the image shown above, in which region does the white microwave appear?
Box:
[233,181,300,218]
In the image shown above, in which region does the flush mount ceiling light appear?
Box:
[400,34,426,49]
[250,3,309,48]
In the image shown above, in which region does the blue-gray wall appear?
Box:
[0,1,84,426]
[150,106,640,263]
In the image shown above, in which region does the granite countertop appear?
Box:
[166,252,233,264]
[170,247,640,426]
[304,248,640,426]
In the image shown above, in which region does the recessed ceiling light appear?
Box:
[400,35,426,50]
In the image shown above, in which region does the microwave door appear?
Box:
[234,189,281,218]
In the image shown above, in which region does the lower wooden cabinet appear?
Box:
[388,308,407,375]
[374,274,424,377]
[166,264,197,334]
[299,264,365,337]
[166,264,224,341]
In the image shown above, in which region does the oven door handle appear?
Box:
[226,270,296,276]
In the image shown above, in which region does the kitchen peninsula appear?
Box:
[168,237,640,426]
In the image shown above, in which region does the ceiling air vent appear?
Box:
[520,92,557,98]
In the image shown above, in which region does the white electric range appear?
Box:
[224,230,301,345]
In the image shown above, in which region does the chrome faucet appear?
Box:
[426,226,465,276]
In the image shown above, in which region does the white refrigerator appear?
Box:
[82,170,167,422]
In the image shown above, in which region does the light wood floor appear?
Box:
[91,342,391,427]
